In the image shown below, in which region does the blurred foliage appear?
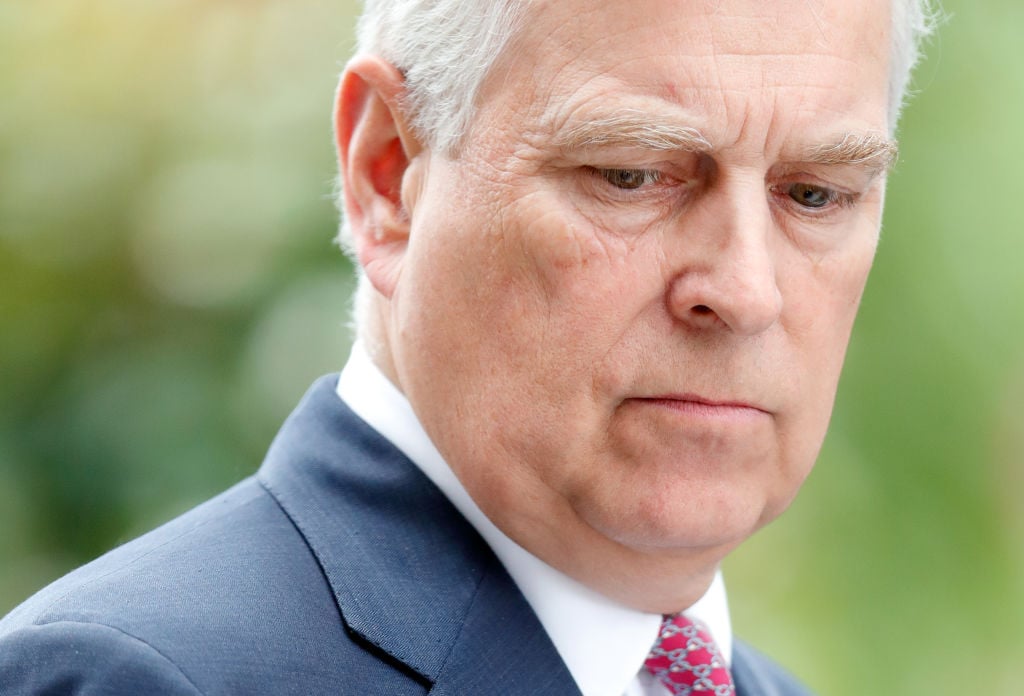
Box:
[1,1,1020,694]
[1,0,359,602]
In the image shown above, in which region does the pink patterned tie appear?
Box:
[644,613,735,695]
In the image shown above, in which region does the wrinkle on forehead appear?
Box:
[481,0,891,164]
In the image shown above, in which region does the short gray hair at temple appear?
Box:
[354,0,522,155]
[339,0,940,322]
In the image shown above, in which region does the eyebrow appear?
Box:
[553,111,898,175]
[803,132,899,175]
[552,110,712,153]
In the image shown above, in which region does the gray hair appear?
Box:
[890,0,941,129]
[354,0,521,154]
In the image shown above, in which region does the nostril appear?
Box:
[692,305,713,315]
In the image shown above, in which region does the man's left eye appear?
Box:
[598,168,661,190]
[786,183,835,208]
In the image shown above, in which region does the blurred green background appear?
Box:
[1,1,1020,693]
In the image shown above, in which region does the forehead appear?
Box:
[480,0,892,154]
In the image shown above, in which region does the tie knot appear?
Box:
[644,614,734,695]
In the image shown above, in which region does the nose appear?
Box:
[666,178,783,336]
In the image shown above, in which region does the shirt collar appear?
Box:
[336,342,733,696]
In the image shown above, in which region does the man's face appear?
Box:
[384,0,891,602]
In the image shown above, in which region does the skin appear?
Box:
[337,0,893,613]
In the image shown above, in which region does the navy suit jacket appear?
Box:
[0,376,811,695]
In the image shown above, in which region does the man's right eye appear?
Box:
[596,168,661,190]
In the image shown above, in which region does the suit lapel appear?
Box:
[732,648,768,696]
[731,640,811,696]
[428,555,582,695]
[257,377,579,694]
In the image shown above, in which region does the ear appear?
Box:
[335,56,424,299]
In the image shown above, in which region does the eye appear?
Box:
[597,168,661,190]
[786,183,835,208]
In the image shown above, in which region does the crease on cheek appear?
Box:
[520,203,612,283]
[810,246,875,309]
[538,201,656,278]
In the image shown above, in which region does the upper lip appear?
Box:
[637,393,770,414]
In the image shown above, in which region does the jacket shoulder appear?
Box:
[0,477,422,695]
[0,620,204,695]
[1,478,280,633]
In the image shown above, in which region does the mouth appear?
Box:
[627,394,770,420]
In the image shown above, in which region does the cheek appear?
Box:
[399,188,624,438]
[786,229,877,353]
[822,241,876,345]
[770,237,877,484]
[517,196,628,290]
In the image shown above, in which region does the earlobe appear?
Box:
[335,56,423,299]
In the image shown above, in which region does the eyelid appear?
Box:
[574,165,695,210]
[594,167,661,189]
[770,182,861,218]
[772,161,880,192]
[585,165,680,199]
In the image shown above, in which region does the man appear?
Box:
[0,1,935,694]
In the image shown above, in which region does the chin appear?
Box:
[578,488,769,556]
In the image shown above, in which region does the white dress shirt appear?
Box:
[336,342,733,696]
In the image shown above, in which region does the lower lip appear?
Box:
[628,397,768,421]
